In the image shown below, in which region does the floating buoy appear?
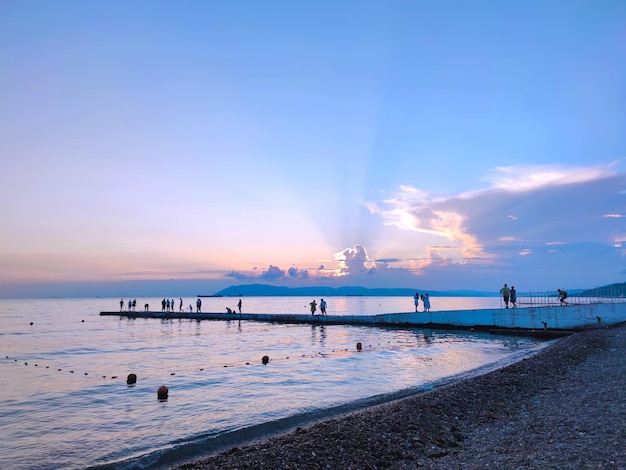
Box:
[423,334,429,340]
[170,372,175,376]
[126,373,137,385]
[81,320,85,322]
[157,385,169,400]
[261,355,269,365]
[30,322,33,325]
[356,342,362,351]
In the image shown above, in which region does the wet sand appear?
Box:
[175,323,626,469]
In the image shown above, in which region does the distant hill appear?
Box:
[211,284,497,297]
[578,282,626,297]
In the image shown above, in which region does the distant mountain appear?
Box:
[212,284,497,297]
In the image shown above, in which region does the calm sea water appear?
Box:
[0,296,549,470]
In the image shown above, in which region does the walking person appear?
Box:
[413,292,420,312]
[309,300,317,315]
[510,286,517,308]
[320,298,327,315]
[179,298,183,312]
[500,283,511,308]
[557,289,568,305]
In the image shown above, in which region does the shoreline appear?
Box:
[175,323,626,469]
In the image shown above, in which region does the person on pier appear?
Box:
[499,283,511,308]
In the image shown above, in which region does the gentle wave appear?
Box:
[0,297,549,470]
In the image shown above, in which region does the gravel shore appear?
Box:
[175,323,626,470]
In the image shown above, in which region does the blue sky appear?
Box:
[1,1,625,297]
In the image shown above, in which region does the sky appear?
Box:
[1,1,625,297]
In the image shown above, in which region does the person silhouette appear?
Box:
[499,283,511,308]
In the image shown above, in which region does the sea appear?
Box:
[0,296,552,470]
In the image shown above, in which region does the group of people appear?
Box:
[120,299,138,312]
[500,285,569,307]
[413,292,431,312]
[226,299,243,314]
[119,297,244,314]
[309,298,327,315]
[499,284,517,308]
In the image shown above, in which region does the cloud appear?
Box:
[224,163,625,291]
[362,163,626,289]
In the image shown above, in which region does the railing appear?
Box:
[515,286,626,307]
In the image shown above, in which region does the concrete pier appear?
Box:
[100,302,625,335]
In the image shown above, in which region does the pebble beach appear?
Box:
[175,323,626,470]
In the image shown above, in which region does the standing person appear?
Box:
[196,298,202,313]
[128,299,132,312]
[161,298,166,312]
[499,283,511,308]
[320,298,327,315]
[120,299,124,312]
[237,298,242,314]
[166,299,170,312]
[413,292,420,312]
[179,298,183,312]
[309,300,317,315]
[132,299,136,311]
[510,286,517,308]
[557,289,568,305]
[423,293,431,312]
[171,299,174,313]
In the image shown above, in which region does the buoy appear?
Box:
[126,373,137,385]
[356,342,362,351]
[157,385,169,400]
[30,322,33,325]
[470,328,475,332]
[423,334,429,340]
[262,355,269,365]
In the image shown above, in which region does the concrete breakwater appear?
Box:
[100,302,626,336]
